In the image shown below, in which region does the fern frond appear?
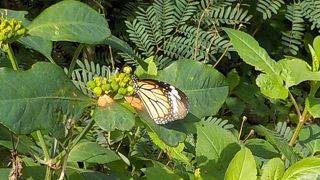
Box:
[275,122,293,142]
[125,19,155,56]
[202,117,234,130]
[203,6,253,26]
[153,0,176,36]
[174,0,199,27]
[118,49,142,66]
[300,0,320,30]
[281,4,305,55]
[164,25,230,62]
[65,59,112,96]
[256,0,285,20]
[198,0,236,10]
[136,6,162,46]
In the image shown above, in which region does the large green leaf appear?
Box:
[282,157,320,180]
[157,60,228,118]
[0,9,53,60]
[68,141,121,163]
[256,73,288,99]
[254,126,299,163]
[139,111,186,147]
[245,138,279,160]
[0,62,92,137]
[278,58,320,87]
[196,120,240,179]
[223,28,280,76]
[27,0,110,44]
[225,147,257,180]
[148,131,190,165]
[93,103,135,132]
[224,28,288,99]
[142,164,181,180]
[0,169,10,179]
[67,167,120,180]
[260,158,285,180]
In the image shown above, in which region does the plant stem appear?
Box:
[53,118,95,162]
[6,44,19,70]
[37,130,52,180]
[288,91,302,118]
[289,108,308,146]
[67,44,85,77]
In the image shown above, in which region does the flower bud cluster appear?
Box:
[86,66,134,97]
[0,18,27,44]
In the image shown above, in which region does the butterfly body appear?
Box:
[132,75,189,124]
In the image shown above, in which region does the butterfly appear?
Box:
[132,75,189,124]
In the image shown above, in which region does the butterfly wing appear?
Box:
[133,78,189,124]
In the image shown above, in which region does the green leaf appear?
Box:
[223,28,281,76]
[139,111,186,147]
[0,168,10,179]
[298,125,320,156]
[309,44,319,72]
[254,125,299,163]
[226,97,245,117]
[223,28,288,99]
[93,103,135,132]
[0,9,53,60]
[260,158,285,180]
[19,36,53,61]
[142,165,181,180]
[27,0,110,44]
[157,60,228,118]
[0,62,91,137]
[278,58,320,87]
[313,36,320,69]
[256,73,288,99]
[225,147,257,180]
[102,35,135,57]
[282,157,320,180]
[135,56,158,76]
[22,166,47,180]
[245,138,279,161]
[67,167,120,180]
[148,131,190,165]
[307,97,320,118]
[226,68,240,92]
[68,141,120,163]
[196,120,240,179]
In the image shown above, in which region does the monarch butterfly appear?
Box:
[132,75,189,124]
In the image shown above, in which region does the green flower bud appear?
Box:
[123,66,132,74]
[127,86,134,95]
[94,76,102,86]
[111,81,119,92]
[123,76,130,83]
[118,73,126,82]
[86,80,96,89]
[119,81,127,87]
[118,87,127,95]
[102,77,107,84]
[93,87,103,96]
[101,84,111,91]
[0,17,27,44]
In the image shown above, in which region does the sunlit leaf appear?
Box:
[282,157,320,179]
[27,0,110,44]
[196,120,240,179]
[260,158,285,180]
[225,147,257,180]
